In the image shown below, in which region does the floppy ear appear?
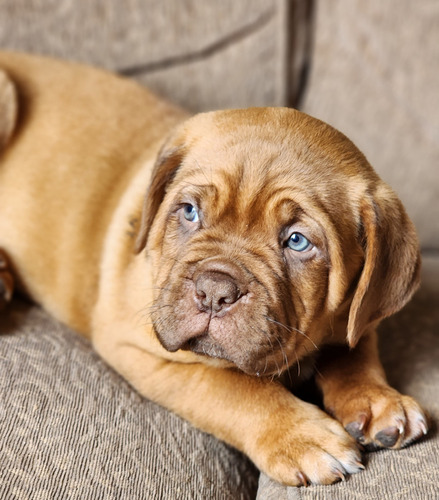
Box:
[134,131,186,253]
[347,184,421,347]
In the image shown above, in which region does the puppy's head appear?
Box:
[136,108,420,376]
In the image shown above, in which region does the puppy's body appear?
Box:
[0,52,186,334]
[0,52,428,486]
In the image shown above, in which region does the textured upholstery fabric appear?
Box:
[0,0,310,112]
[302,0,439,249]
[257,255,439,500]
[0,302,258,499]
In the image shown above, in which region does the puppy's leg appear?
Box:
[316,330,428,450]
[0,249,14,309]
[95,337,363,486]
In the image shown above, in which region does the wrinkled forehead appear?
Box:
[171,108,376,224]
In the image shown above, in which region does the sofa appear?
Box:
[0,1,437,498]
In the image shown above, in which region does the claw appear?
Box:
[296,471,310,487]
[354,460,365,471]
[333,469,346,482]
[419,418,428,436]
[396,419,405,437]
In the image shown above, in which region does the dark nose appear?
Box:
[195,271,243,313]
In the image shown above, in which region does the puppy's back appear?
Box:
[0,51,186,334]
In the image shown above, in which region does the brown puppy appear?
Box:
[0,52,428,486]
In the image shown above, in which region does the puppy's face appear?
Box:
[137,108,420,376]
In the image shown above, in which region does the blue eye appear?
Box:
[287,232,312,252]
[183,204,199,223]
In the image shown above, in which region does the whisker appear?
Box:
[250,325,280,379]
[274,335,289,378]
[263,354,268,376]
[150,285,174,292]
[265,316,318,351]
[294,350,301,378]
[314,365,325,381]
[148,303,173,312]
[133,300,173,329]
[133,304,154,323]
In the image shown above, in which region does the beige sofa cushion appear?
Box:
[0,301,258,499]
[302,0,439,248]
[0,0,309,113]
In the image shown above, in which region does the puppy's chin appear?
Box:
[182,336,231,362]
[155,327,252,374]
[154,321,297,377]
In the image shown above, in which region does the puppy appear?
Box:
[0,51,428,486]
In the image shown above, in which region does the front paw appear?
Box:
[326,384,428,450]
[252,400,364,486]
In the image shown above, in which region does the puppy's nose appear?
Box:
[195,271,242,313]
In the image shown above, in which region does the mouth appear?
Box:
[177,329,297,378]
[182,334,231,361]
[152,298,300,376]
[151,261,299,376]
